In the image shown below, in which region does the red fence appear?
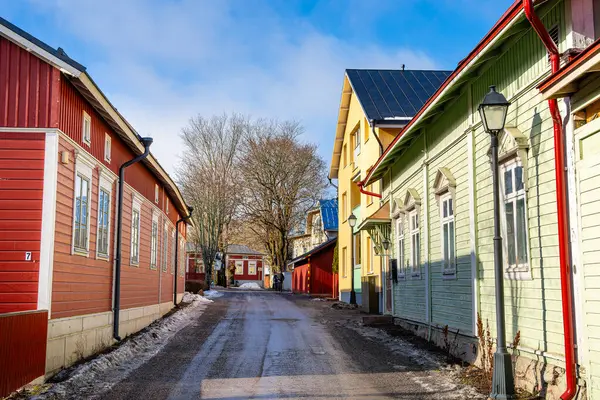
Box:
[0,310,48,397]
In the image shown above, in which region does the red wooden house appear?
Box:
[289,237,337,297]
[0,17,191,396]
[185,244,206,284]
[226,244,265,287]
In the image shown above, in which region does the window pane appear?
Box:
[516,198,528,264]
[416,233,420,267]
[443,223,449,262]
[504,169,513,195]
[449,221,455,267]
[505,201,516,265]
[448,198,453,216]
[443,201,447,218]
[515,166,524,191]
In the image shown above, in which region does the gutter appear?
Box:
[113,137,153,341]
[524,1,577,399]
[174,207,194,304]
[370,119,384,156]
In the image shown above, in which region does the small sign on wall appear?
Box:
[25,252,32,261]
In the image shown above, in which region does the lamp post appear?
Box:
[478,85,514,399]
[348,213,357,305]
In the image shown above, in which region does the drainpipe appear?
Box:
[523,1,577,399]
[370,119,384,156]
[174,206,193,305]
[357,181,382,198]
[113,137,153,341]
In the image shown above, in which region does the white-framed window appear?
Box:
[342,192,347,221]
[179,239,185,276]
[72,152,94,255]
[235,260,244,275]
[104,133,111,162]
[150,213,158,269]
[353,127,361,160]
[96,171,114,259]
[353,233,361,270]
[501,160,529,276]
[166,198,170,214]
[440,194,456,276]
[342,247,347,278]
[171,228,176,274]
[248,260,257,275]
[195,258,204,273]
[162,222,168,272]
[396,218,405,278]
[409,210,420,277]
[130,197,142,265]
[154,184,159,204]
[82,111,91,145]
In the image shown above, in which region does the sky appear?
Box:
[2,0,513,177]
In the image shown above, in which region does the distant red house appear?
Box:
[226,244,265,287]
[289,238,336,297]
[185,245,206,284]
[0,16,191,396]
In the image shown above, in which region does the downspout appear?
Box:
[174,206,193,305]
[370,119,384,156]
[357,181,382,198]
[113,137,153,341]
[523,2,577,399]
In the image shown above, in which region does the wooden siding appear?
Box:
[0,310,48,397]
[0,37,59,129]
[0,132,44,313]
[228,254,264,281]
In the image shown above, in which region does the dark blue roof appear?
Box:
[319,198,338,231]
[346,69,452,121]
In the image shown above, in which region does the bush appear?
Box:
[185,281,209,294]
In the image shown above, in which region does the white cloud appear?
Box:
[30,0,440,176]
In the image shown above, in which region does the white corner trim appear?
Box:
[38,131,59,314]
[467,127,478,336]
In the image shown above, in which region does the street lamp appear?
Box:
[478,85,514,400]
[381,238,391,253]
[348,213,357,305]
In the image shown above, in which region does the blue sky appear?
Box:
[2,0,513,176]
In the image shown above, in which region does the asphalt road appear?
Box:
[96,291,475,400]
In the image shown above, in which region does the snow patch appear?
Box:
[203,290,223,299]
[236,282,263,290]
[36,293,210,400]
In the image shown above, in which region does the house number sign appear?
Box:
[25,252,32,261]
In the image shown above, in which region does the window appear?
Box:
[502,161,529,273]
[342,247,347,277]
[97,189,110,257]
[248,261,257,275]
[440,194,456,276]
[150,216,158,269]
[235,260,244,275]
[171,228,176,274]
[410,210,420,276]
[396,218,405,278]
[130,199,141,265]
[73,173,90,252]
[367,184,374,205]
[162,222,168,272]
[104,133,111,162]
[354,233,361,269]
[364,123,369,142]
[82,111,91,145]
[154,184,159,204]
[179,239,185,276]
[166,198,169,214]
[342,192,347,221]
[353,128,361,161]
[195,258,204,273]
[366,236,373,273]
[343,144,348,168]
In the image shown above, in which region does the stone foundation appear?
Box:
[46,301,174,375]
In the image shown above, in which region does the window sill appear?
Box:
[150,265,157,270]
[130,261,140,267]
[505,267,532,281]
[442,272,457,280]
[96,253,110,261]
[73,249,89,257]
[411,272,421,279]
[83,140,91,147]
[398,274,406,281]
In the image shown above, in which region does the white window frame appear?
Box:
[353,232,361,272]
[104,133,111,162]
[396,217,406,279]
[353,128,361,160]
[95,170,114,259]
[162,221,169,272]
[71,152,94,256]
[409,210,421,277]
[154,184,159,204]
[82,111,91,146]
[342,246,347,278]
[500,159,531,280]
[235,260,244,275]
[179,238,185,276]
[440,193,456,277]
[130,196,142,266]
[248,260,257,275]
[150,213,159,269]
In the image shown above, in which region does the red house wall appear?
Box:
[186,253,206,283]
[0,132,45,313]
[291,243,334,296]
[0,37,60,129]
[228,254,263,281]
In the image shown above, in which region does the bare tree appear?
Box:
[177,114,245,289]
[238,120,327,274]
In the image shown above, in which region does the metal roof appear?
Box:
[226,244,264,256]
[319,198,338,231]
[346,69,452,122]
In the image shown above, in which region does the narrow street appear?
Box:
[46,291,481,400]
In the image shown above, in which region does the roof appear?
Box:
[356,202,391,231]
[0,17,192,221]
[329,69,451,179]
[226,244,264,256]
[319,198,338,231]
[288,237,337,266]
[346,69,452,121]
[364,0,525,186]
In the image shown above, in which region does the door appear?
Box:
[575,120,600,398]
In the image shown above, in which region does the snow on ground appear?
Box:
[35,293,211,400]
[236,282,263,290]
[203,290,223,299]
